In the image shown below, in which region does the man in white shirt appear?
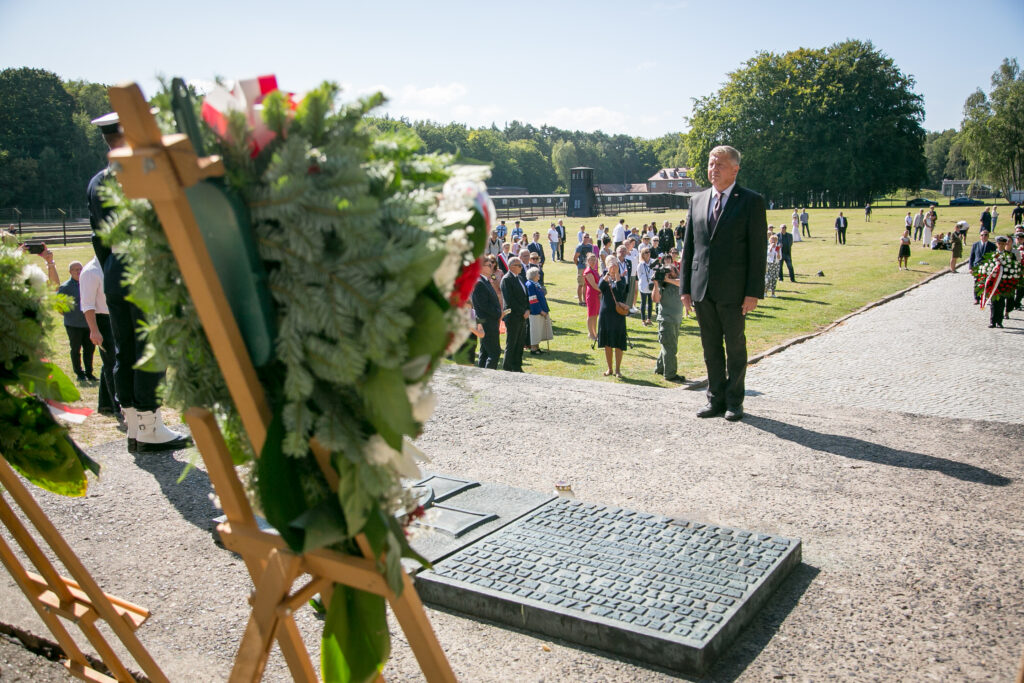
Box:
[613,219,627,248]
[79,257,120,419]
[547,224,560,263]
[577,225,586,244]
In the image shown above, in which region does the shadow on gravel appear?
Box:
[706,562,820,683]
[744,416,1012,486]
[132,451,220,530]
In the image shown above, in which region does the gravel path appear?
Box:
[746,269,1024,423]
[1,268,1022,681]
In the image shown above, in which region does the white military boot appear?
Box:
[135,408,192,452]
[123,407,138,453]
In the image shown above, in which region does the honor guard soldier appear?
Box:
[88,112,191,453]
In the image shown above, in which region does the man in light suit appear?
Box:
[834,211,848,245]
[681,145,767,421]
[500,257,530,372]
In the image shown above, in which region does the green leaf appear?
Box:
[255,409,308,551]
[402,249,445,292]
[384,531,403,597]
[16,361,80,402]
[362,366,416,451]
[291,497,348,552]
[321,585,390,683]
[335,463,372,538]
[388,514,430,570]
[405,296,448,360]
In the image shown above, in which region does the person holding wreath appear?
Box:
[597,255,629,377]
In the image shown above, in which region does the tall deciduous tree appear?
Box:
[685,40,926,206]
[959,58,1024,198]
[0,67,109,208]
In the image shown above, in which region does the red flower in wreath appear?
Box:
[450,258,482,306]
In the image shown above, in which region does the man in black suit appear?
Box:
[834,211,848,245]
[969,230,997,303]
[500,257,530,372]
[472,257,503,369]
[681,145,767,421]
[528,232,546,265]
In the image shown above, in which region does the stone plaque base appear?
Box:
[415,498,801,674]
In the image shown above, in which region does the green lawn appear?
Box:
[36,202,1002,396]
[507,204,994,386]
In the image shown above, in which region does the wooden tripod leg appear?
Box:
[187,407,318,681]
[0,459,168,683]
[229,548,302,683]
[0,530,90,671]
[389,572,457,683]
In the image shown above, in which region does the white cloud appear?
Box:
[540,106,631,133]
[397,82,468,107]
[636,60,658,72]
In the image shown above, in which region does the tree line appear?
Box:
[3,52,1017,213]
[0,67,111,210]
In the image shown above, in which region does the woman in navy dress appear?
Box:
[597,255,629,377]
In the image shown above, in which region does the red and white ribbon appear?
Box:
[980,259,1002,310]
[45,399,93,425]
[201,74,297,155]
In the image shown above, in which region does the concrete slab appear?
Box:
[415,497,801,674]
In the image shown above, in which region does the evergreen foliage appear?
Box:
[0,246,98,496]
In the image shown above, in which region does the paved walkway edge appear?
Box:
[685,262,966,390]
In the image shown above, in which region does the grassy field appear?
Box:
[498,203,996,386]
[29,201,1000,448]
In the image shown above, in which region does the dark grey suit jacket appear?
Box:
[681,184,768,303]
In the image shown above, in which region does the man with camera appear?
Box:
[653,250,684,382]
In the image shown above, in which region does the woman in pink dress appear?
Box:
[583,253,601,340]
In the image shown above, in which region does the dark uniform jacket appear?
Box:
[682,184,768,304]
[471,275,501,325]
[500,271,529,320]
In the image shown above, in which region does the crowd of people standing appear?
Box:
[470,217,688,381]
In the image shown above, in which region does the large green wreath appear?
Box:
[0,247,99,496]
[101,78,489,681]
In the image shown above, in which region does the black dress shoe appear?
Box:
[696,404,724,418]
[989,323,996,328]
[665,374,686,382]
[85,373,98,382]
[724,408,744,421]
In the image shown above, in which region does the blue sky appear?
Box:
[1,0,1020,138]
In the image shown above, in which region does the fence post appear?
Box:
[13,208,20,236]
[58,208,67,246]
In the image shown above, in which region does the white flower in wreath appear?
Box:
[432,229,473,292]
[364,435,424,479]
[405,382,437,423]
[20,264,48,295]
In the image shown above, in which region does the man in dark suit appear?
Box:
[969,230,997,303]
[472,257,503,369]
[528,232,546,265]
[681,145,767,421]
[834,211,848,245]
[500,257,530,372]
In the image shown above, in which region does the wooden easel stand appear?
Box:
[0,456,167,683]
[107,82,456,683]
